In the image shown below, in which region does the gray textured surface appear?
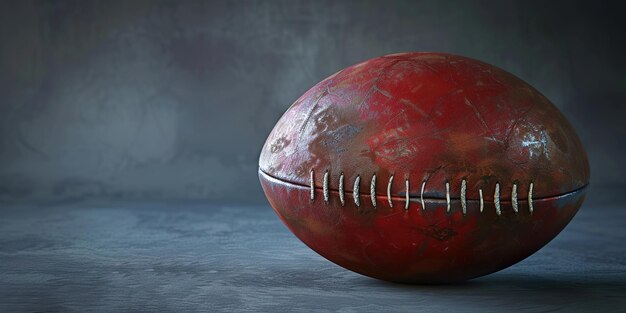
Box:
[1,2,624,312]
[0,0,624,204]
[1,202,624,312]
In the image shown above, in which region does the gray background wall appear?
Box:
[0,0,624,205]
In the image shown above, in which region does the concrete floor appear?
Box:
[1,202,624,312]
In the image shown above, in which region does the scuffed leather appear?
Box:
[259,53,589,202]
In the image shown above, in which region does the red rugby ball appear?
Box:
[259,52,589,283]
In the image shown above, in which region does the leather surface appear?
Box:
[259,53,590,202]
[260,170,585,283]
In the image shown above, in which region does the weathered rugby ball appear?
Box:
[259,52,589,283]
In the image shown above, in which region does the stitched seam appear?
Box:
[259,168,587,202]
